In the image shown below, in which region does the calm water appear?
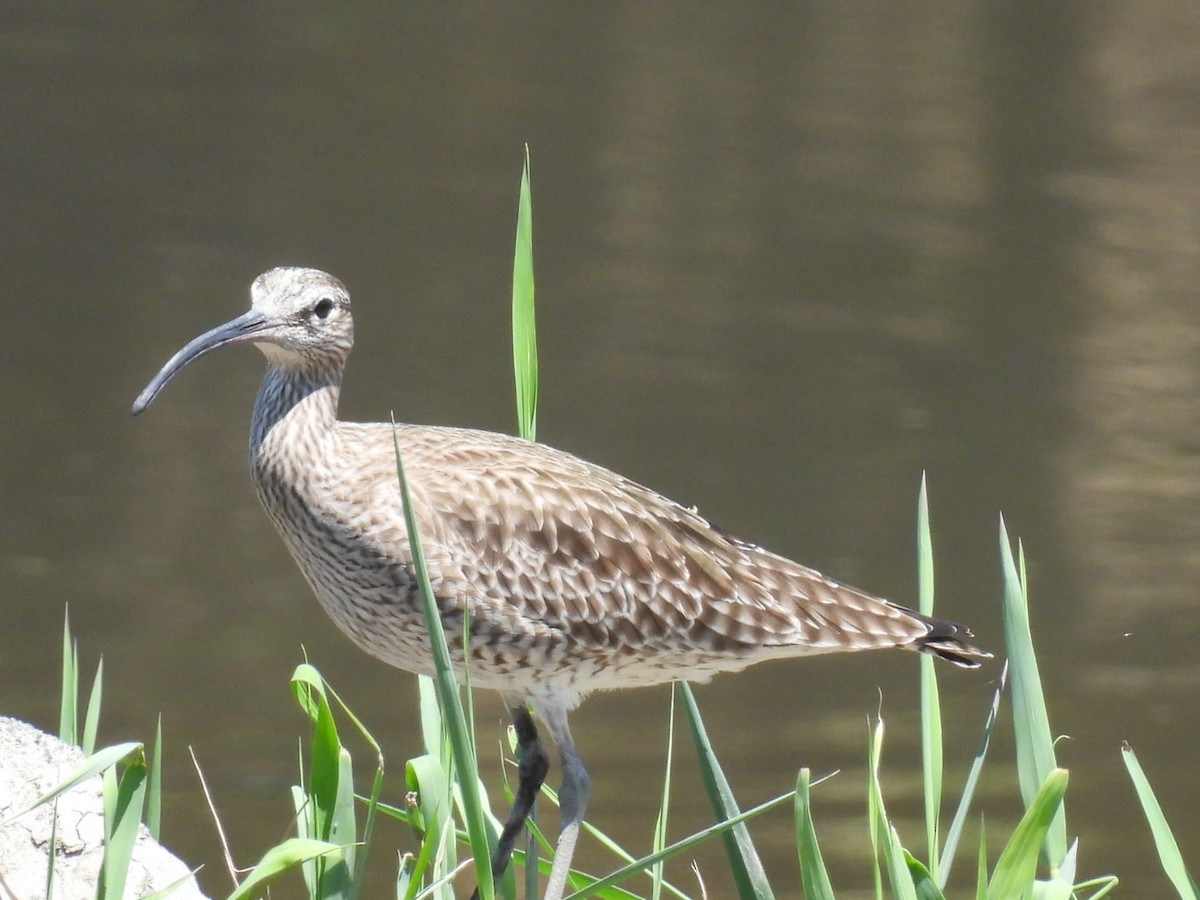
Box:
[3,3,1199,896]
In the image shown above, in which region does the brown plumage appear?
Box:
[133,266,989,899]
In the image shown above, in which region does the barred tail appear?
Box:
[912,614,992,668]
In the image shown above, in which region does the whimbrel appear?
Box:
[133,267,989,898]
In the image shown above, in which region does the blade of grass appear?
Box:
[1121,743,1199,899]
[98,747,148,900]
[332,746,359,891]
[1044,839,1077,900]
[512,144,537,443]
[1073,874,1120,898]
[405,754,453,896]
[393,424,495,899]
[139,869,206,900]
[147,714,163,841]
[376,790,681,900]
[299,665,387,762]
[939,661,1008,886]
[290,664,354,895]
[794,768,835,899]
[917,475,942,881]
[60,608,77,746]
[45,801,59,899]
[562,790,795,900]
[294,663,387,898]
[354,760,386,898]
[867,714,918,900]
[905,850,945,900]
[511,144,541,896]
[679,681,774,900]
[868,712,884,900]
[651,687,677,900]
[82,656,103,757]
[975,819,987,900]
[985,767,1069,900]
[228,838,346,900]
[290,782,319,896]
[418,675,444,758]
[513,777,693,899]
[2,741,142,826]
[999,517,1066,869]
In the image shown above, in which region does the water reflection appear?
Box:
[2,2,1199,895]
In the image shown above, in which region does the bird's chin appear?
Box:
[256,342,306,365]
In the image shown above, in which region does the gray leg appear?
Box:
[470,702,549,900]
[539,702,590,900]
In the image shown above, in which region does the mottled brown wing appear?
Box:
[398,426,934,657]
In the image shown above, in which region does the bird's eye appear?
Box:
[313,298,334,320]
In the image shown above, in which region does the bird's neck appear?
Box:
[249,363,342,461]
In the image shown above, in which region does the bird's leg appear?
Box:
[540,703,591,900]
[471,702,549,900]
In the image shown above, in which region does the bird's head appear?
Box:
[132,267,354,415]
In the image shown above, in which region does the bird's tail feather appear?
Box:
[914,615,992,668]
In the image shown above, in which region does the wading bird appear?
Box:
[133,267,988,899]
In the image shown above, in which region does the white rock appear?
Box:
[0,716,208,899]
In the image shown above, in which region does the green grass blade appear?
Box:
[227,838,346,900]
[291,775,320,895]
[333,746,359,887]
[140,869,207,900]
[940,660,1007,887]
[290,663,386,898]
[308,668,387,762]
[679,681,774,900]
[1074,875,1120,898]
[2,741,142,826]
[45,800,59,899]
[524,779,540,900]
[985,767,1069,900]
[393,426,495,899]
[381,790,689,900]
[147,713,163,840]
[512,144,537,443]
[82,656,103,757]
[353,761,385,897]
[975,819,987,900]
[418,675,445,759]
[515,778,692,899]
[561,790,794,900]
[651,687,678,900]
[999,517,1066,868]
[60,608,77,745]
[868,713,884,899]
[917,475,942,880]
[1044,836,1077,899]
[1121,743,1200,899]
[885,826,918,900]
[794,768,836,899]
[99,746,148,900]
[405,754,453,893]
[905,850,946,900]
[290,664,353,895]
[867,714,918,900]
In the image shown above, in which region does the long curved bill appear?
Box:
[132,310,271,415]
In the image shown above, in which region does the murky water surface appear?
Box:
[4,4,1199,895]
